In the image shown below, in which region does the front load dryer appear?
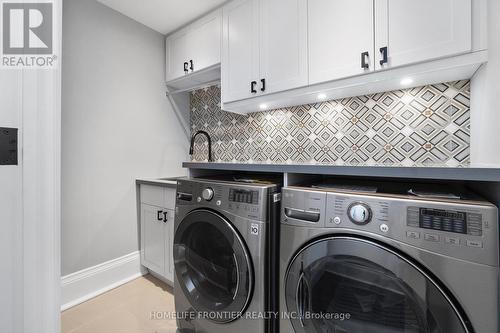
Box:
[174,178,280,333]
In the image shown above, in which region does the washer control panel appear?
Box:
[348,202,372,225]
[407,207,482,236]
[327,193,390,229]
[202,187,214,201]
[282,187,499,266]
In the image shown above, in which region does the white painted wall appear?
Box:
[0,2,62,332]
[62,0,188,276]
[470,0,500,167]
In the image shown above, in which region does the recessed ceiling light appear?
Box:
[259,103,267,110]
[317,93,327,100]
[400,77,414,86]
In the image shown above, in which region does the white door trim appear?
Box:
[16,1,62,332]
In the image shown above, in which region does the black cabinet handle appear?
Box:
[163,211,168,223]
[251,81,257,93]
[379,46,388,66]
[260,78,266,92]
[361,51,369,69]
[183,62,188,73]
[189,59,194,72]
[157,210,163,221]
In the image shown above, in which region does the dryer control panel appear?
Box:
[229,188,259,205]
[176,179,278,222]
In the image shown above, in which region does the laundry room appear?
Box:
[1,0,500,332]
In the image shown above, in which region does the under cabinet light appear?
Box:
[400,77,414,86]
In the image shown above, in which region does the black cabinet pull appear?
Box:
[361,51,369,69]
[251,81,257,93]
[260,78,266,92]
[379,46,388,66]
[189,59,194,72]
[163,211,168,223]
[183,62,188,73]
[157,210,163,221]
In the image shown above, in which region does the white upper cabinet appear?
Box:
[166,9,222,82]
[222,0,259,103]
[208,0,480,113]
[189,11,222,72]
[222,0,308,103]
[259,0,308,95]
[309,0,375,84]
[166,29,190,82]
[375,0,472,70]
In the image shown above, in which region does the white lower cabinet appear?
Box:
[139,184,175,284]
[141,204,167,275]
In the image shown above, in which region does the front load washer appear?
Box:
[280,185,499,333]
[174,178,280,333]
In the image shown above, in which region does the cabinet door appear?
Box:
[221,0,260,103]
[164,187,176,210]
[190,9,222,73]
[166,28,190,81]
[375,0,471,70]
[165,209,175,283]
[308,0,375,84]
[259,0,308,94]
[140,204,165,275]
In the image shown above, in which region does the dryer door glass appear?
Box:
[285,236,469,333]
[173,209,253,323]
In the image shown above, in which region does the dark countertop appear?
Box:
[183,162,500,182]
[135,176,185,187]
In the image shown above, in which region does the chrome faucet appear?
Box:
[189,130,212,162]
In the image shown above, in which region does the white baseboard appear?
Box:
[61,251,147,311]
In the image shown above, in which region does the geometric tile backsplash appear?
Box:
[190,80,470,167]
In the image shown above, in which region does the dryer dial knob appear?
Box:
[348,203,372,225]
[202,188,214,201]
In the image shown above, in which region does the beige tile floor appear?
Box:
[62,275,177,333]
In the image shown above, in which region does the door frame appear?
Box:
[4,1,63,332]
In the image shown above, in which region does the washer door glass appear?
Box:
[174,209,253,323]
[285,237,470,333]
